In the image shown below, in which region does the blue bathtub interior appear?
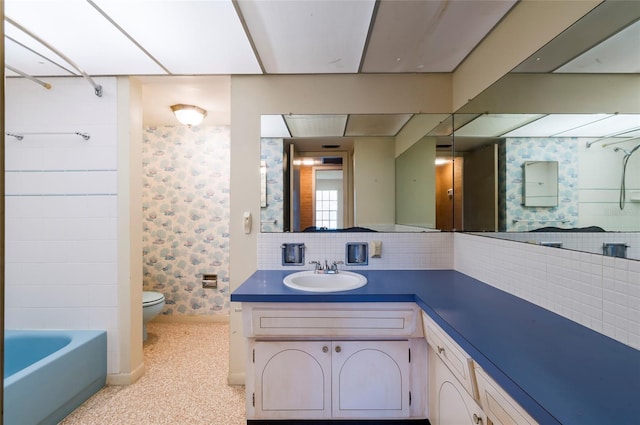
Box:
[4,330,107,425]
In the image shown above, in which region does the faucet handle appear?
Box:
[309,260,321,270]
[331,260,344,270]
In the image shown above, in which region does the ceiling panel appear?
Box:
[554,114,640,137]
[4,37,75,77]
[362,0,517,73]
[5,0,167,76]
[92,0,261,75]
[285,114,348,137]
[556,20,640,73]
[456,114,544,137]
[502,114,611,137]
[4,20,80,76]
[237,0,375,73]
[513,0,640,73]
[345,114,412,136]
[261,115,291,138]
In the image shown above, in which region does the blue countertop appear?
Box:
[231,269,640,425]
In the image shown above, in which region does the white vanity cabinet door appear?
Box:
[422,312,478,399]
[430,347,487,425]
[475,365,538,425]
[253,341,331,419]
[332,340,410,419]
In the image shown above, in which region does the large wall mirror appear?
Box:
[453,1,640,260]
[258,1,639,261]
[259,113,456,233]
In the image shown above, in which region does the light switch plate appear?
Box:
[371,240,382,258]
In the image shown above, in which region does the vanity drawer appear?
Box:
[422,312,477,399]
[245,303,422,338]
[475,365,538,425]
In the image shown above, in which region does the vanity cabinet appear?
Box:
[243,302,426,421]
[423,312,538,425]
[429,348,487,425]
[422,312,477,399]
[423,312,485,424]
[474,365,537,425]
[253,339,410,419]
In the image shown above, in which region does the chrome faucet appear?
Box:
[309,260,344,274]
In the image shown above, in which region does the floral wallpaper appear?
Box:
[142,126,230,316]
[260,138,284,232]
[500,137,578,231]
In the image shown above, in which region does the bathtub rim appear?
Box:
[4,329,106,387]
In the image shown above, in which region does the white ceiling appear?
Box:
[4,0,639,136]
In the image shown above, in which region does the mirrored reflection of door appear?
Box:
[314,168,343,229]
[436,158,463,231]
[463,144,498,231]
[285,152,352,232]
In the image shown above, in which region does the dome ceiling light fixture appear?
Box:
[171,104,208,127]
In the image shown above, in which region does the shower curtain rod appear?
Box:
[6,132,91,141]
[5,64,52,90]
[5,16,102,97]
[586,127,640,148]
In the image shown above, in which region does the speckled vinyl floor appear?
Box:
[59,322,246,425]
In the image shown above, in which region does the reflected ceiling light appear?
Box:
[435,158,451,165]
[171,104,207,126]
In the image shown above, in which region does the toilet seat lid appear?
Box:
[143,291,165,306]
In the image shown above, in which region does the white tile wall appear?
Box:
[258,231,454,270]
[259,231,639,350]
[5,77,121,373]
[481,231,640,261]
[454,233,640,350]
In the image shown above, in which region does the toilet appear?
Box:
[142,291,165,341]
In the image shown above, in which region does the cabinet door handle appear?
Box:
[335,346,341,353]
[437,345,445,354]
[322,346,329,353]
[473,413,483,424]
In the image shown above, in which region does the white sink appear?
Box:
[283,270,367,292]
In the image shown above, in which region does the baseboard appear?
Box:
[228,372,246,386]
[153,314,230,323]
[106,362,146,386]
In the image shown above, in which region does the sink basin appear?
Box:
[283,271,367,292]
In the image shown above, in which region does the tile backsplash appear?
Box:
[258,232,454,270]
[454,233,640,350]
[263,230,640,350]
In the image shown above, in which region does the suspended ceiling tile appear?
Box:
[345,114,412,137]
[456,114,544,138]
[5,0,167,76]
[513,0,640,73]
[554,114,640,137]
[555,20,640,73]
[285,115,348,137]
[4,37,75,77]
[362,0,517,73]
[261,115,291,138]
[238,0,375,73]
[503,114,611,137]
[4,21,79,76]
[93,0,261,75]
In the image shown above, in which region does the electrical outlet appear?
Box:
[202,274,217,288]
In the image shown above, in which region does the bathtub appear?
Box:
[4,330,107,425]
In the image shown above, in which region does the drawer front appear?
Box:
[248,303,420,337]
[422,312,477,399]
[475,365,538,425]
